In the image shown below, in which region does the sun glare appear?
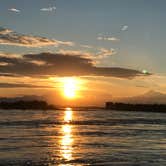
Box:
[62,77,79,99]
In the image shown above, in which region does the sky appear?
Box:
[0,0,166,106]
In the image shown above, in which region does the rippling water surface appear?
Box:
[0,108,166,165]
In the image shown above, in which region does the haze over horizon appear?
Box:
[0,0,166,106]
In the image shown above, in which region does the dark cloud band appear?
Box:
[0,83,51,88]
[0,52,151,78]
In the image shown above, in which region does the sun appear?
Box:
[62,77,78,99]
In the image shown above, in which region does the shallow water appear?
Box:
[0,108,166,165]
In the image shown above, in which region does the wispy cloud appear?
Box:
[8,8,20,13]
[80,44,93,49]
[97,48,116,58]
[97,25,128,42]
[40,6,56,12]
[121,25,128,31]
[58,47,116,62]
[0,27,74,47]
[97,36,120,41]
[105,37,120,41]
[79,44,116,60]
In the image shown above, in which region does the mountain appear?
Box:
[116,90,166,104]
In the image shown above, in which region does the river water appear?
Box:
[0,108,166,165]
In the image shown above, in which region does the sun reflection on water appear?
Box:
[60,108,73,161]
[64,108,72,122]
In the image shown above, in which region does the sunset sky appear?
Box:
[0,0,166,106]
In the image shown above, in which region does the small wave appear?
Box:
[0,118,165,127]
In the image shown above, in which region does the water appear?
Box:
[0,108,166,165]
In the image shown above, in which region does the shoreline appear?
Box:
[105,102,166,113]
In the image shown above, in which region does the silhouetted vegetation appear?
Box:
[106,102,166,112]
[0,100,56,110]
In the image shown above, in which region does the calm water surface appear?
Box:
[0,108,166,165]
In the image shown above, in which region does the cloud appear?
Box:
[0,83,51,88]
[105,37,120,41]
[97,36,103,40]
[97,48,116,58]
[0,62,10,66]
[80,44,93,49]
[0,52,151,79]
[97,25,128,42]
[121,25,128,31]
[8,8,21,13]
[40,6,56,12]
[58,47,116,62]
[0,52,21,58]
[97,36,120,41]
[0,27,13,35]
[0,73,18,77]
[58,49,92,59]
[0,27,74,47]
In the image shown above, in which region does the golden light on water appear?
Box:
[64,108,72,122]
[62,125,72,134]
[60,108,73,161]
[61,125,73,160]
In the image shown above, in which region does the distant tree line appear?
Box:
[105,102,166,112]
[0,100,56,110]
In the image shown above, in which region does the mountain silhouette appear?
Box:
[117,90,166,104]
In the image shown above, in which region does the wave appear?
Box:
[0,118,165,127]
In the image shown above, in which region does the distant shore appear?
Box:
[1,100,166,112]
[105,102,166,113]
[0,100,56,110]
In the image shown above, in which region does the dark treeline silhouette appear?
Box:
[106,102,166,112]
[0,100,56,110]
